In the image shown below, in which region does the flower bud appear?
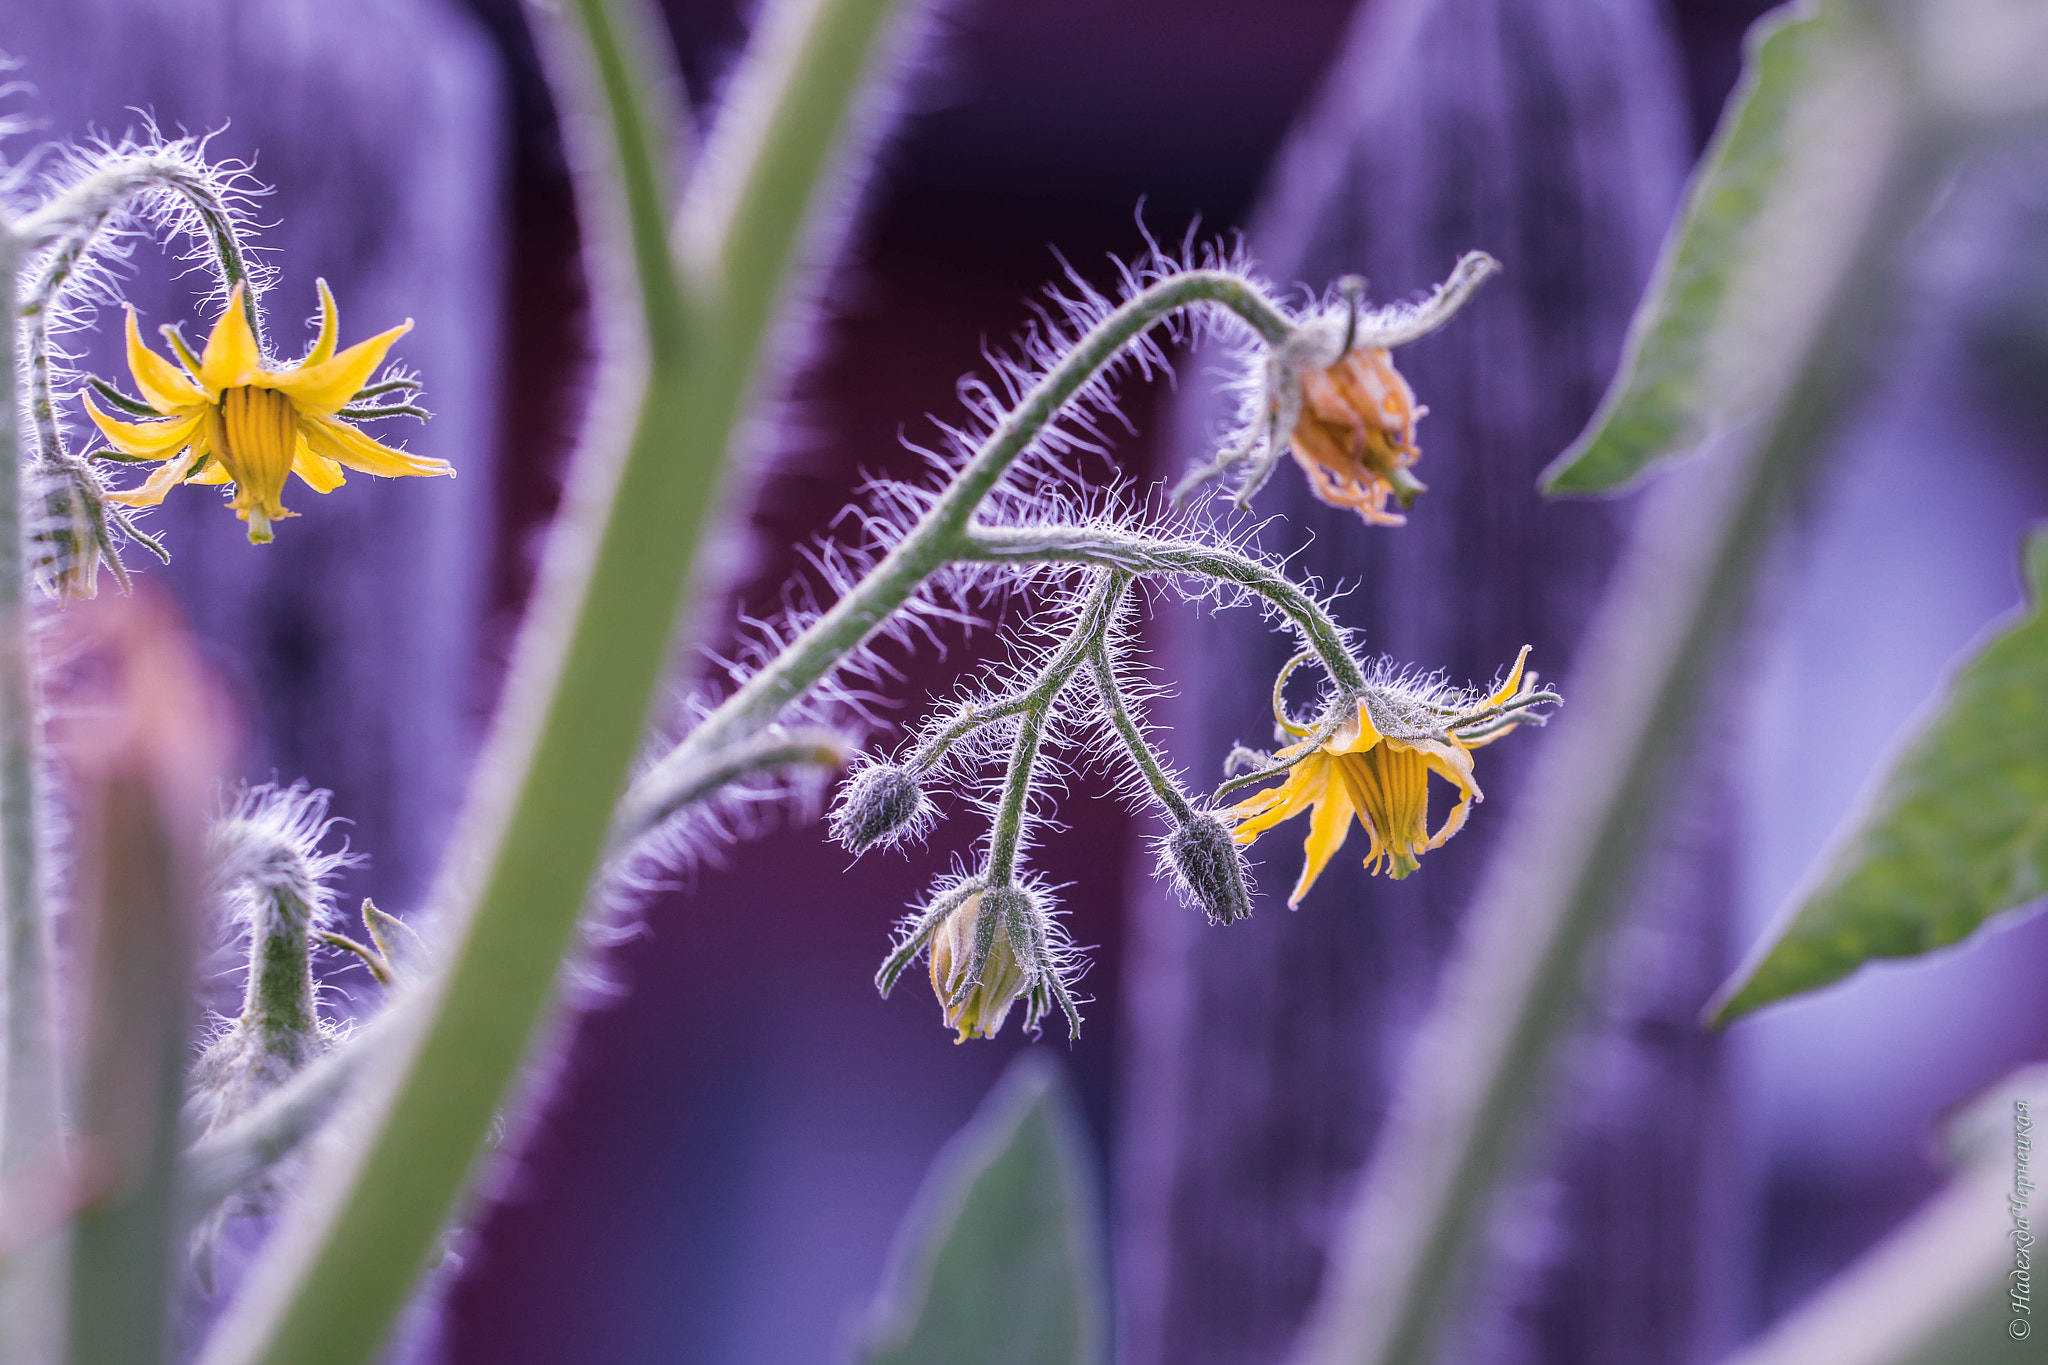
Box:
[928,886,1033,1042]
[1167,813,1253,924]
[830,763,932,853]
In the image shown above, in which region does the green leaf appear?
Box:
[856,1053,1108,1365]
[1709,527,2048,1025]
[1543,2,1909,494]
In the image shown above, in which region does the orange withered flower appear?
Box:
[1288,344,1428,526]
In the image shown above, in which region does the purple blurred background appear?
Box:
[7,0,2047,1361]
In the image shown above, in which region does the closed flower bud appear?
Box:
[1167,813,1253,924]
[830,762,932,853]
[929,886,1033,1042]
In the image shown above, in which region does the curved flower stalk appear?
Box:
[84,282,449,543]
[9,132,272,594]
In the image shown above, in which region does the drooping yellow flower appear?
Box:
[1287,345,1427,527]
[83,282,451,544]
[1227,648,1542,904]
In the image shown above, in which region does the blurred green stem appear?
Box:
[195,0,911,1360]
[1287,135,1953,1365]
[0,230,56,1182]
[65,761,202,1365]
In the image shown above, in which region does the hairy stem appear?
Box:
[1088,634,1192,823]
[623,269,1298,818]
[0,231,55,1180]
[984,703,1049,887]
[608,726,849,849]
[979,572,1120,883]
[962,524,1364,691]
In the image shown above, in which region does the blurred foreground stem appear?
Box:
[1287,123,1954,1365]
[0,229,56,1181]
[195,0,911,1360]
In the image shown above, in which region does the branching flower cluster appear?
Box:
[598,229,1558,1045]
[0,117,1561,1329]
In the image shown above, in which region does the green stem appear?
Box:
[65,735,204,1365]
[605,726,849,851]
[984,703,1049,887]
[1286,138,1951,1365]
[978,573,1120,884]
[961,525,1364,691]
[0,231,56,1182]
[904,693,1039,773]
[195,0,906,1360]
[621,269,1297,820]
[1088,639,1192,823]
[180,1010,395,1219]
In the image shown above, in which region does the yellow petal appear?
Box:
[82,395,204,458]
[198,285,263,395]
[1228,757,1327,842]
[160,324,205,382]
[1330,700,1382,754]
[1288,774,1356,907]
[272,318,413,417]
[1414,741,1482,850]
[1484,645,1533,708]
[304,279,340,367]
[290,433,347,494]
[1424,783,1476,851]
[300,415,451,478]
[1407,737,1479,803]
[123,307,205,412]
[106,445,206,508]
[1332,745,1428,879]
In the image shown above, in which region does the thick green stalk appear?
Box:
[194,0,908,1360]
[1287,138,1952,1365]
[0,230,55,1181]
[65,763,202,1365]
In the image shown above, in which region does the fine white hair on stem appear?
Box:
[7,124,270,590]
[207,782,357,936]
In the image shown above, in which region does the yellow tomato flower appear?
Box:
[1288,345,1427,527]
[1227,647,1540,904]
[83,282,451,544]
